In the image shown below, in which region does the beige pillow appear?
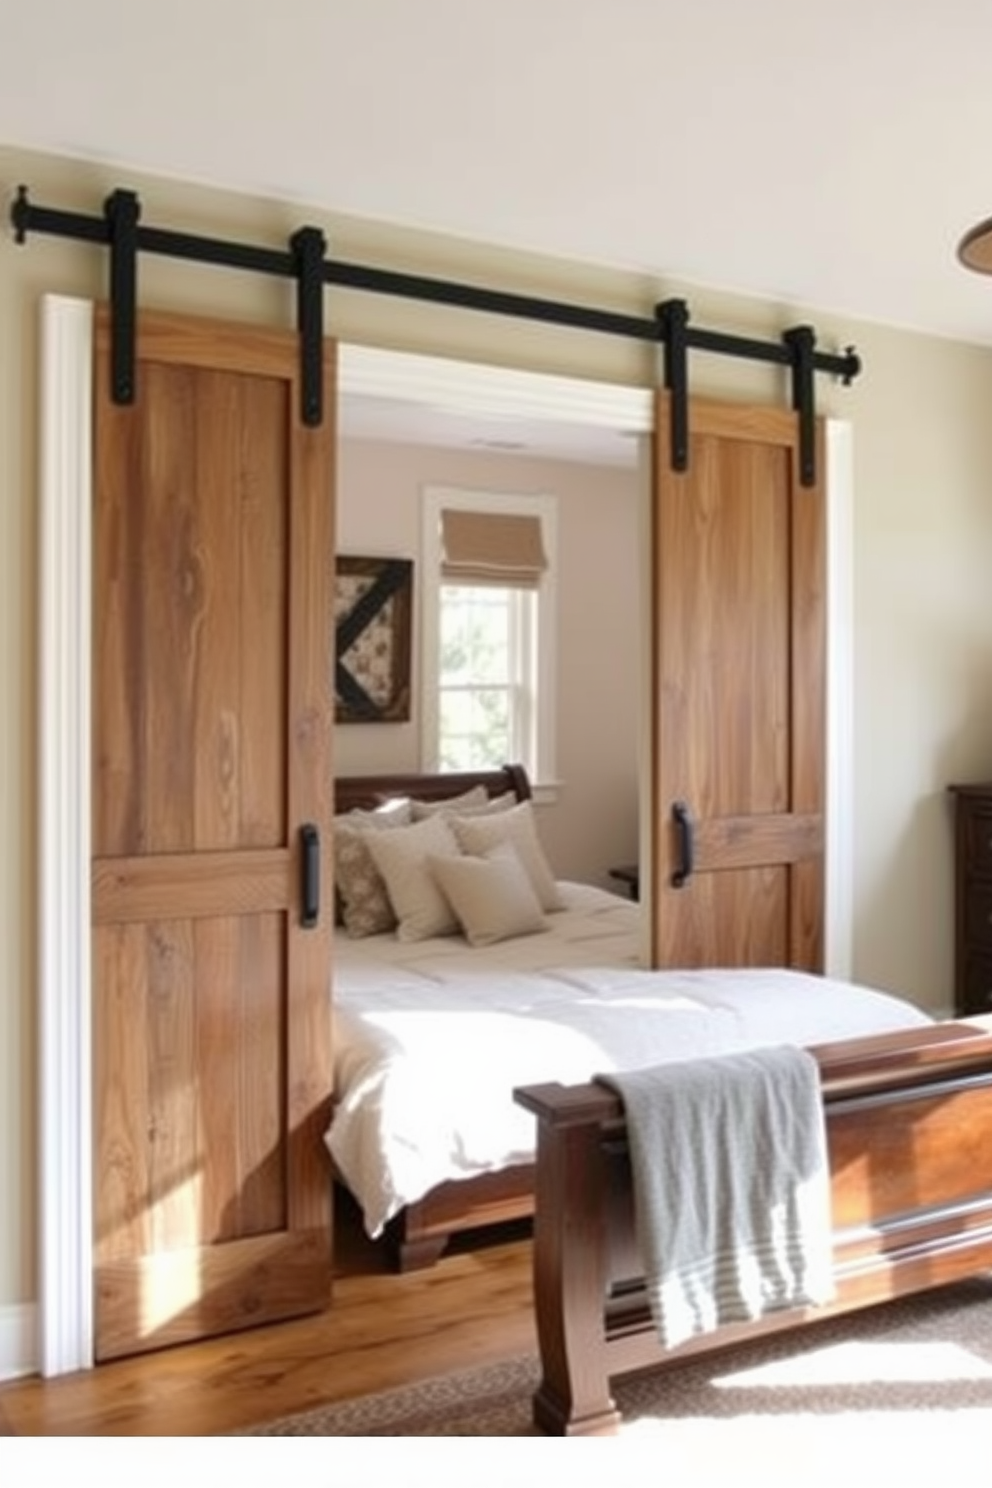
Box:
[409,784,489,820]
[364,814,462,942]
[333,799,413,938]
[428,844,546,947]
[451,800,564,912]
[448,790,517,818]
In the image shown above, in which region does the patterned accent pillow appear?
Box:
[333,799,413,938]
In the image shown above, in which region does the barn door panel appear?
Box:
[92,309,335,1361]
[650,395,825,970]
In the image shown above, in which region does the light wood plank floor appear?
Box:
[0,1195,536,1436]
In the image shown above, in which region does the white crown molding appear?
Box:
[339,342,653,433]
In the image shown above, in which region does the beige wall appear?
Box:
[337,436,641,885]
[5,142,992,1328]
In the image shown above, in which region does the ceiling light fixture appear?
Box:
[958,216,992,274]
[471,437,527,452]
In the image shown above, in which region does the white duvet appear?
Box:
[325,883,933,1238]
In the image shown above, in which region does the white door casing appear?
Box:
[37,294,854,1373]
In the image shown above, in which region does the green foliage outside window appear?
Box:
[439,585,515,769]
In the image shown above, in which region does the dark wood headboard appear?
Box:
[333,763,532,816]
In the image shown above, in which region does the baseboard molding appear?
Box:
[0,1303,38,1381]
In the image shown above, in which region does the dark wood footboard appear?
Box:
[515,1017,992,1435]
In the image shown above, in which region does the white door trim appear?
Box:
[825,418,854,980]
[37,294,94,1375]
[38,315,852,1372]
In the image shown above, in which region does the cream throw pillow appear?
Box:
[364,814,462,942]
[428,844,546,947]
[451,801,564,912]
[409,784,489,820]
[445,790,517,818]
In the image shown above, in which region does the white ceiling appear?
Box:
[7,0,992,454]
[339,391,642,467]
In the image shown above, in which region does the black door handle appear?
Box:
[300,823,320,928]
[671,800,694,888]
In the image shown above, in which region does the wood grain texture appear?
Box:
[95,1230,330,1357]
[650,391,825,970]
[284,337,335,1233]
[0,1205,535,1436]
[93,850,293,921]
[519,1020,992,1434]
[91,308,335,1361]
[93,923,153,1265]
[93,359,289,856]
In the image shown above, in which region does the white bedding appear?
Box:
[326,882,933,1238]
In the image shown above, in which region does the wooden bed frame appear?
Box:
[333,763,537,1270]
[516,1015,992,1434]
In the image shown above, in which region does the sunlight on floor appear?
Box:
[618,1408,992,1488]
[711,1338,992,1387]
[617,1336,992,1485]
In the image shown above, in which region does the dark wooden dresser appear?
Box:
[949,782,992,1014]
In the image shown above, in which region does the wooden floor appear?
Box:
[0,1193,536,1437]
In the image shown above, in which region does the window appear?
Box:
[437,583,534,770]
[421,487,557,790]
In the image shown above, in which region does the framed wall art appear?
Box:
[334,555,413,723]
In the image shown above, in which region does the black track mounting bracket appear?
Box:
[104,188,140,407]
[656,298,691,474]
[290,225,327,427]
[9,183,864,466]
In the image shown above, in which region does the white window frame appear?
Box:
[421,485,558,798]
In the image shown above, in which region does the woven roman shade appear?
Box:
[440,510,547,588]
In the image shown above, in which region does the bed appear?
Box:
[328,766,939,1275]
[516,1017,992,1434]
[331,764,538,1267]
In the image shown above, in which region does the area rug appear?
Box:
[239,1275,992,1453]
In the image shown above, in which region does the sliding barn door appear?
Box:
[91,308,335,1360]
[650,394,826,970]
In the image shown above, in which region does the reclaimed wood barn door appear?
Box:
[650,394,826,970]
[91,308,335,1360]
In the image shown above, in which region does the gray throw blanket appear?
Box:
[599,1044,835,1350]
